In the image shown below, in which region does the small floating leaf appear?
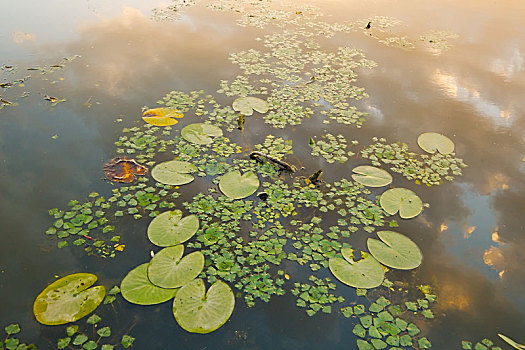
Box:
[181,123,223,145]
[352,165,392,187]
[498,334,525,349]
[121,263,178,305]
[142,108,183,126]
[329,255,384,289]
[232,96,269,116]
[380,188,423,219]
[151,160,197,185]
[148,246,204,288]
[33,273,105,325]
[367,231,422,270]
[173,279,235,334]
[147,210,199,247]
[417,132,454,155]
[219,170,259,199]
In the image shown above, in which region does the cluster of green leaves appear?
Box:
[115,125,175,166]
[323,179,394,233]
[46,176,179,257]
[185,192,286,306]
[46,193,120,257]
[309,134,356,163]
[288,217,346,271]
[291,275,344,316]
[1,324,36,350]
[461,338,503,350]
[343,292,436,349]
[361,137,467,186]
[254,135,293,160]
[219,31,374,129]
[56,314,134,350]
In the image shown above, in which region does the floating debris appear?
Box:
[104,157,148,183]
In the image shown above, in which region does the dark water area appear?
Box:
[1,0,525,349]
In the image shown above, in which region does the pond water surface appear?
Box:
[1,0,525,349]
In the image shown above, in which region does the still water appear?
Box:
[1,0,524,348]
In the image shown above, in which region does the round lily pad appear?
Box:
[181,123,223,145]
[329,255,384,289]
[148,210,199,247]
[417,132,454,155]
[380,188,423,219]
[367,231,422,270]
[173,279,235,334]
[219,170,259,199]
[232,96,269,116]
[33,273,105,325]
[142,108,183,126]
[151,160,197,185]
[148,246,204,289]
[352,165,393,187]
[121,263,179,305]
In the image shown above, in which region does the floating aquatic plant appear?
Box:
[142,108,183,126]
[291,275,344,316]
[181,123,223,145]
[104,158,148,183]
[147,246,204,288]
[219,170,260,199]
[367,231,423,269]
[380,188,423,219]
[329,252,385,289]
[33,273,105,325]
[309,134,356,163]
[232,96,269,116]
[361,137,466,186]
[121,263,179,305]
[351,165,393,187]
[173,279,235,334]
[147,210,199,247]
[151,160,198,185]
[417,132,455,155]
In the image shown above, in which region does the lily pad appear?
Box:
[148,246,204,288]
[417,132,454,155]
[380,188,423,219]
[352,165,392,187]
[151,160,197,185]
[367,231,422,270]
[148,210,199,247]
[173,279,235,334]
[121,263,178,305]
[181,123,223,145]
[232,96,269,116]
[142,108,183,126]
[33,273,105,325]
[329,255,384,289]
[219,170,259,199]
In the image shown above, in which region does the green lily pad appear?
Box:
[219,170,259,199]
[329,255,384,289]
[352,165,392,187]
[380,188,423,219]
[148,210,199,247]
[181,123,223,145]
[151,160,197,185]
[232,96,269,116]
[367,231,422,270]
[148,246,204,289]
[33,273,105,325]
[121,263,178,305]
[173,279,235,334]
[417,132,454,155]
